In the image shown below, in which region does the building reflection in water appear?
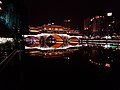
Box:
[24,34,120,67]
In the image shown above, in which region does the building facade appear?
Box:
[84,12,118,36]
[63,20,71,30]
[29,24,66,34]
[28,23,79,35]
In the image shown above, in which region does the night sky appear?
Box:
[23,0,119,29]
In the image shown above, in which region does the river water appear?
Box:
[1,36,120,90]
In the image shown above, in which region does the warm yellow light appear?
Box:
[55,28,58,30]
[49,28,51,30]
[95,16,99,19]
[59,29,63,30]
[29,30,39,32]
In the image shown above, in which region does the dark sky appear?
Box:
[23,0,120,28]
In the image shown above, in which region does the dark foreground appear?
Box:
[0,49,120,90]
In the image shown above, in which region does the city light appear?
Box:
[0,1,2,4]
[107,12,112,16]
[68,20,70,22]
[105,63,111,67]
[0,7,2,10]
[0,37,14,44]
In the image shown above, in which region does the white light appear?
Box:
[0,37,14,44]
[68,20,70,22]
[48,23,51,25]
[68,57,70,59]
[90,19,93,21]
[112,21,115,23]
[107,12,112,16]
[0,7,2,10]
[0,1,2,4]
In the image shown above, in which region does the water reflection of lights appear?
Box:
[89,59,111,67]
[24,34,120,65]
[88,45,116,67]
[64,57,70,60]
[24,34,120,50]
[25,48,78,58]
[25,46,120,69]
[26,43,120,50]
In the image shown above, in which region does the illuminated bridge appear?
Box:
[23,33,120,50]
[23,33,82,50]
[23,33,82,41]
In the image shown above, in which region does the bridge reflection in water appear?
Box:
[1,34,120,90]
[23,38,120,90]
[24,33,120,50]
[24,33,120,68]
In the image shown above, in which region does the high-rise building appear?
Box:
[84,18,91,30]
[92,16,105,34]
[84,12,118,35]
[63,20,71,30]
[84,16,105,35]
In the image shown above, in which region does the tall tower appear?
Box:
[92,16,105,34]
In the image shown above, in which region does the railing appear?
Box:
[0,49,17,72]
[0,37,16,63]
